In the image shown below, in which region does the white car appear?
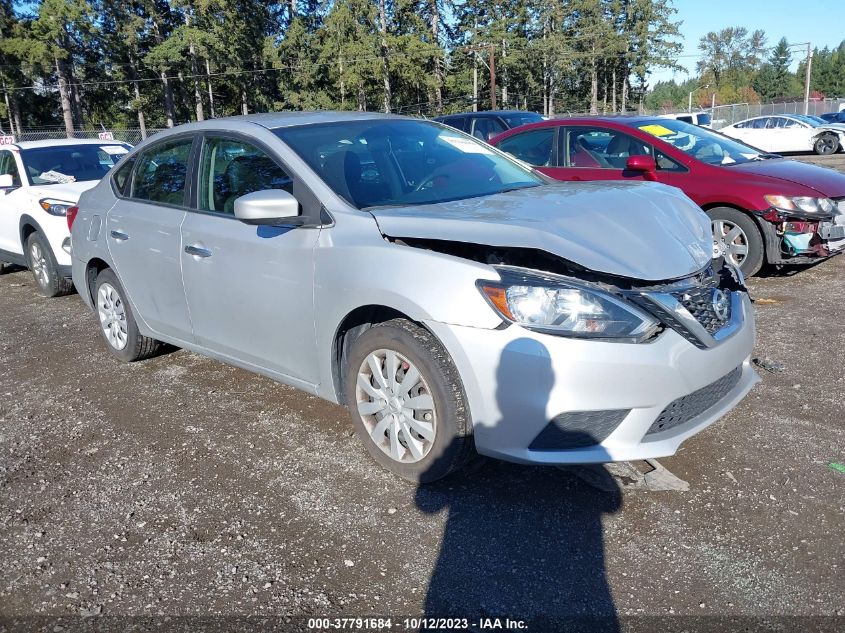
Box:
[0,139,131,296]
[720,114,845,156]
[658,112,713,128]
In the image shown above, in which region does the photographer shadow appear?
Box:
[415,338,622,631]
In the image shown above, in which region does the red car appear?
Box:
[490,117,845,276]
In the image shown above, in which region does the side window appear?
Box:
[112,156,136,196]
[198,137,292,215]
[563,127,651,169]
[130,137,194,205]
[750,118,769,129]
[471,117,506,141]
[0,151,22,187]
[655,151,685,172]
[677,116,693,124]
[497,128,554,166]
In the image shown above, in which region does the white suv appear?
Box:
[0,138,131,296]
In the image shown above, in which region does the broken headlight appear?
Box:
[764,195,836,215]
[478,269,659,343]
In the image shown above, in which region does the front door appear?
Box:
[106,135,195,342]
[543,126,674,186]
[180,135,320,385]
[0,149,26,255]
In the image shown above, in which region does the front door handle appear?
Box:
[110,230,129,241]
[185,244,212,258]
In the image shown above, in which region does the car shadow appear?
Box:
[415,338,622,631]
[757,258,830,278]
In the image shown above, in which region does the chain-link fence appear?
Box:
[710,99,845,129]
[6,99,844,141]
[5,127,166,146]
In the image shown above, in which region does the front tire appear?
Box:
[344,319,474,483]
[94,268,161,362]
[707,207,764,277]
[25,232,73,297]
[814,134,839,156]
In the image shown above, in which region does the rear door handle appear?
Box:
[184,244,212,258]
[110,230,129,241]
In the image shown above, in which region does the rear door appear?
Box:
[106,135,195,342]
[180,133,321,385]
[495,127,556,172]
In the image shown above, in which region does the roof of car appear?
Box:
[7,138,130,150]
[435,110,541,119]
[172,111,408,132]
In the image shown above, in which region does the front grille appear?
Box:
[646,366,742,436]
[673,284,731,334]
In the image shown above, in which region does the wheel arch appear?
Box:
[701,202,769,236]
[84,257,111,304]
[18,214,45,249]
[330,304,444,406]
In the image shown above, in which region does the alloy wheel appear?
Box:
[29,241,49,288]
[355,349,436,464]
[712,219,749,268]
[97,282,129,350]
[816,135,838,155]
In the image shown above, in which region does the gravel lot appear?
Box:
[1,155,844,631]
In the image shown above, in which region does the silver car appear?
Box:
[70,112,759,482]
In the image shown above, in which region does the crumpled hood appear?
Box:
[25,180,98,203]
[370,181,712,281]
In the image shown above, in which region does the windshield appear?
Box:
[634,118,768,166]
[275,119,543,209]
[20,143,131,185]
[500,112,545,128]
[793,114,825,126]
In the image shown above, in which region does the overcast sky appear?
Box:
[650,0,844,85]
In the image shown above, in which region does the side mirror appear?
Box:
[233,189,300,225]
[625,155,657,173]
[0,174,14,188]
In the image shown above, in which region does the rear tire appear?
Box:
[344,319,474,483]
[25,232,73,298]
[814,134,839,156]
[707,207,764,277]
[94,268,161,362]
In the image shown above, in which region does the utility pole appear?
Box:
[467,43,496,110]
[803,42,813,115]
[488,44,496,110]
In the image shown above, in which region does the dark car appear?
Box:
[434,110,544,141]
[490,116,845,276]
[819,111,845,124]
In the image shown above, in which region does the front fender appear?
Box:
[312,218,504,401]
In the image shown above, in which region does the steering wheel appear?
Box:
[414,165,499,192]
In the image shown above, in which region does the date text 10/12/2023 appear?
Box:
[307,617,529,630]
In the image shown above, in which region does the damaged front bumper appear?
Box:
[426,279,758,465]
[758,202,845,263]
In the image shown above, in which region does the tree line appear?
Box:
[646,28,845,112]
[0,0,682,136]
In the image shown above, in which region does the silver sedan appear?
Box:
[70,112,758,482]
